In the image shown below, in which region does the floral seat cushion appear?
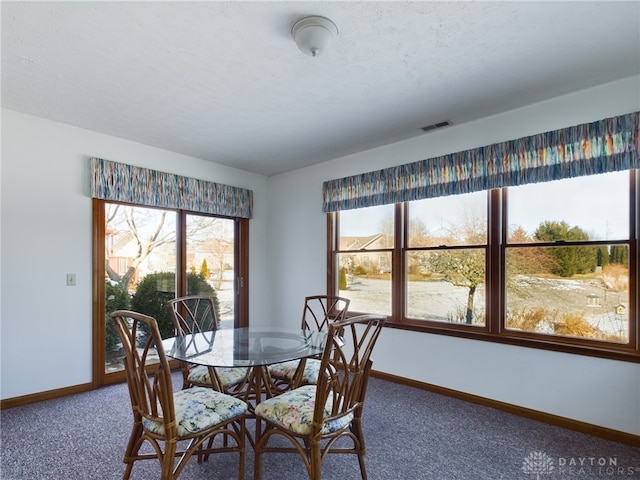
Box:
[188,365,248,388]
[255,385,353,435]
[142,386,248,437]
[268,359,321,385]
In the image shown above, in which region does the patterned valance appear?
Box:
[323,111,639,212]
[91,157,253,218]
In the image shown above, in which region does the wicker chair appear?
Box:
[267,295,350,389]
[168,295,248,396]
[111,310,248,480]
[254,314,386,480]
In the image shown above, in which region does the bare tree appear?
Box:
[506,226,554,276]
[427,205,486,324]
[428,248,484,324]
[106,206,236,294]
[187,217,232,291]
[201,237,233,290]
[105,205,176,291]
[408,218,429,246]
[378,213,394,248]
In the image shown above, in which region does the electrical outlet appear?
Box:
[66,273,76,286]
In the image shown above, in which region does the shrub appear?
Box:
[339,267,347,290]
[131,272,218,339]
[199,259,210,279]
[554,314,600,338]
[105,280,130,351]
[506,307,549,332]
[353,265,367,275]
[187,272,219,316]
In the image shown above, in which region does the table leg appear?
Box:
[241,365,277,412]
[241,365,277,449]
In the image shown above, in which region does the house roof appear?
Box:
[340,234,386,250]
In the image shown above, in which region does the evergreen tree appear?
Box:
[105,281,130,351]
[534,221,595,277]
[131,271,218,338]
[339,267,347,290]
[609,245,628,265]
[200,259,211,279]
[596,246,609,267]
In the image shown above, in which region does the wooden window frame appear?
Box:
[327,173,640,363]
[92,199,249,387]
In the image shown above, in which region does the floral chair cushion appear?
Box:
[188,365,248,388]
[142,386,248,437]
[255,385,353,435]
[268,359,321,385]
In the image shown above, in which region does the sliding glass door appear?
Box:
[185,213,236,328]
[103,203,177,374]
[94,199,248,385]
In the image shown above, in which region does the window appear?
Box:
[407,191,487,325]
[90,157,252,386]
[186,213,237,327]
[337,204,394,316]
[94,200,249,386]
[329,170,638,361]
[104,203,177,375]
[504,171,631,344]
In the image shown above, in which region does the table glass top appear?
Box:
[162,327,327,368]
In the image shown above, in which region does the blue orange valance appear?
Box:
[322,111,639,212]
[91,158,253,218]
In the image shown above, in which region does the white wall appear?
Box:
[2,76,639,436]
[0,109,270,399]
[267,76,640,436]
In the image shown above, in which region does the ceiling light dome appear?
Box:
[291,16,338,57]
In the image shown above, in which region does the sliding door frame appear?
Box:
[92,199,249,387]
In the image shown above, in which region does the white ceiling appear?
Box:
[2,1,639,177]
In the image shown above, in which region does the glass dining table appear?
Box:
[162,326,328,411]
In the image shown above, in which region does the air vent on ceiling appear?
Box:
[421,121,451,132]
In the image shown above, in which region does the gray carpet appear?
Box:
[2,375,639,479]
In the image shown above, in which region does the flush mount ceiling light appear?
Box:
[291,15,338,57]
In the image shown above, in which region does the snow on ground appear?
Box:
[340,276,628,339]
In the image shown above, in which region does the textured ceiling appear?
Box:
[2,1,639,176]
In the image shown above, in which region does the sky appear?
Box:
[340,170,629,242]
[508,171,627,240]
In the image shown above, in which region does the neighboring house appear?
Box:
[339,234,391,274]
[106,226,234,291]
[105,228,139,286]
